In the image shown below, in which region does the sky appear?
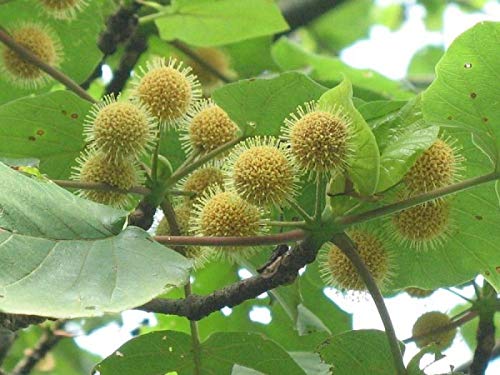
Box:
[81,1,500,373]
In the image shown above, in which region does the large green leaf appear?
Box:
[212,72,327,136]
[0,91,89,179]
[155,0,289,47]
[373,97,439,192]
[95,331,306,375]
[272,38,413,100]
[317,329,403,375]
[319,79,380,195]
[389,21,500,291]
[0,163,191,317]
[0,0,106,104]
[422,21,500,168]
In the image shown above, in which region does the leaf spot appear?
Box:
[447,115,453,120]
[71,113,79,119]
[61,110,67,115]
[470,92,477,99]
[482,117,488,123]
[496,266,500,273]
[36,129,45,136]
[84,305,96,310]
[28,136,36,141]
[464,62,472,69]
[115,351,124,357]
[485,270,491,276]
[474,215,483,220]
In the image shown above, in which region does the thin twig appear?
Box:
[331,233,406,375]
[10,320,66,375]
[171,41,233,83]
[337,172,499,227]
[154,229,306,247]
[52,179,150,195]
[0,27,95,103]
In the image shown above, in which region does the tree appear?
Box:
[0,0,498,374]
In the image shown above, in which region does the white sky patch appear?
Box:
[238,268,253,279]
[249,306,272,324]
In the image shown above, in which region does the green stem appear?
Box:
[314,173,324,221]
[167,136,244,184]
[331,233,406,375]
[0,27,96,103]
[337,172,499,228]
[154,229,306,247]
[138,10,170,24]
[267,220,307,228]
[52,180,150,195]
[286,198,314,223]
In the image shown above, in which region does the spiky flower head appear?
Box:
[181,99,239,155]
[405,287,435,298]
[318,230,393,292]
[38,0,88,20]
[192,190,265,260]
[412,311,456,351]
[180,165,226,203]
[391,199,451,251]
[84,95,157,161]
[225,137,299,207]
[71,150,142,207]
[131,57,201,128]
[405,138,464,195]
[282,101,352,175]
[156,203,210,268]
[1,22,62,88]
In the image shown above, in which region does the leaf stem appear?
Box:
[154,229,306,247]
[286,198,314,223]
[331,233,406,375]
[167,136,244,184]
[0,27,96,103]
[314,173,324,221]
[52,179,150,195]
[267,220,307,228]
[337,172,499,227]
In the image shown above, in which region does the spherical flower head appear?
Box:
[181,99,239,155]
[181,166,226,202]
[84,95,156,162]
[1,23,62,88]
[283,101,351,175]
[71,150,142,207]
[156,203,210,268]
[38,0,88,20]
[192,190,264,260]
[405,138,464,195]
[226,137,299,207]
[412,311,456,351]
[405,287,435,298]
[132,58,201,129]
[319,230,392,292]
[391,199,451,251]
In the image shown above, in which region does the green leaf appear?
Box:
[0,0,106,104]
[95,331,307,375]
[0,163,191,317]
[224,36,278,78]
[407,45,444,83]
[272,38,413,100]
[373,96,439,192]
[310,0,374,52]
[0,91,89,179]
[317,329,404,375]
[212,72,327,136]
[158,127,186,171]
[289,352,330,375]
[155,0,289,47]
[318,79,380,195]
[422,22,500,168]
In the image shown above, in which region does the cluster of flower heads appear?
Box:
[0,2,90,88]
[389,137,465,251]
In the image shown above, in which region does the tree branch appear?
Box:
[330,232,406,375]
[0,27,95,103]
[10,321,66,375]
[138,234,321,320]
[0,313,46,332]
